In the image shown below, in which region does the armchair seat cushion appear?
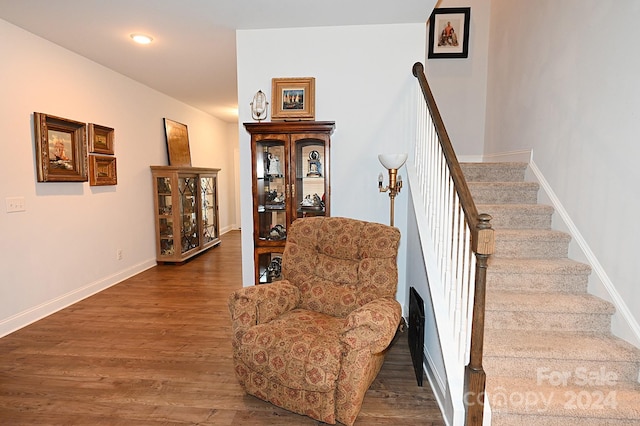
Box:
[235,308,344,392]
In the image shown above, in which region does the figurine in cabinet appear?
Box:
[307,150,322,177]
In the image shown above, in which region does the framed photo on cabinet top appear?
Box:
[163,118,192,166]
[271,77,315,121]
[88,123,115,155]
[428,7,471,59]
[89,155,117,186]
[33,112,88,182]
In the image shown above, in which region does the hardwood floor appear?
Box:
[0,231,445,425]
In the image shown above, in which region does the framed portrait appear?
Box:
[163,118,191,166]
[428,7,471,59]
[89,155,117,186]
[271,77,315,121]
[33,112,88,182]
[88,123,115,155]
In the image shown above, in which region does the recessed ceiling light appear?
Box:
[130,33,153,45]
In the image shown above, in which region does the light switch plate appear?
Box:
[6,197,26,213]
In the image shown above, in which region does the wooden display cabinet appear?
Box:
[244,121,335,284]
[151,166,221,263]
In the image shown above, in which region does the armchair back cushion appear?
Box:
[283,216,400,318]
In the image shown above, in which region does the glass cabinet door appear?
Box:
[294,138,328,218]
[201,175,218,245]
[256,250,284,284]
[256,139,288,242]
[178,176,199,254]
[156,176,175,256]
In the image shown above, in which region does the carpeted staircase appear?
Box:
[461,162,640,426]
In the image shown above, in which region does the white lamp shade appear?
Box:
[378,153,408,170]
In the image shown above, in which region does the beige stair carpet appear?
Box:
[461,162,640,426]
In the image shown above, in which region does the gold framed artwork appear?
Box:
[271,77,315,121]
[89,155,117,186]
[34,112,88,182]
[88,123,115,154]
[163,118,192,166]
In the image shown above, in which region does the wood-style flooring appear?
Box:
[0,230,445,425]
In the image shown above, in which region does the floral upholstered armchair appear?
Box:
[228,216,402,426]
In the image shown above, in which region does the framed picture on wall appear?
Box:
[89,155,117,186]
[88,123,115,155]
[33,112,88,182]
[428,7,471,59]
[271,77,315,121]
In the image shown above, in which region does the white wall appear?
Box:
[425,0,492,157]
[485,0,640,343]
[236,23,428,312]
[0,19,237,336]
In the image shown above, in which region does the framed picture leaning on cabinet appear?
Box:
[163,118,192,166]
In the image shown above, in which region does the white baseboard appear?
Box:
[220,225,239,235]
[424,346,447,403]
[458,150,532,164]
[481,149,532,163]
[0,258,156,338]
[457,154,483,163]
[424,347,455,426]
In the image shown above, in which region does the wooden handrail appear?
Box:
[412,62,494,426]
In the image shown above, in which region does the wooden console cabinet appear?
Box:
[151,166,221,262]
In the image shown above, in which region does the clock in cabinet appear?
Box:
[244,121,335,284]
[151,166,221,263]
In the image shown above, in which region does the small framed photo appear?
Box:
[89,155,117,186]
[163,118,192,166]
[271,77,315,121]
[34,112,88,182]
[88,123,115,155]
[428,7,471,59]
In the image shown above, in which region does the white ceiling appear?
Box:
[0,0,431,122]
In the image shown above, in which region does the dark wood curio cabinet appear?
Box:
[244,121,335,284]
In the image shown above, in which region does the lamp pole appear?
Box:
[378,167,402,227]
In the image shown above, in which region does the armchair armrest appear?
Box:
[341,297,402,354]
[228,281,301,336]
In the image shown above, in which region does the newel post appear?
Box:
[465,213,494,426]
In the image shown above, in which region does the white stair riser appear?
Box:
[487,272,589,293]
[469,186,539,204]
[460,163,527,182]
[488,213,552,229]
[486,311,612,333]
[492,413,639,426]
[484,357,639,384]
[494,239,569,259]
